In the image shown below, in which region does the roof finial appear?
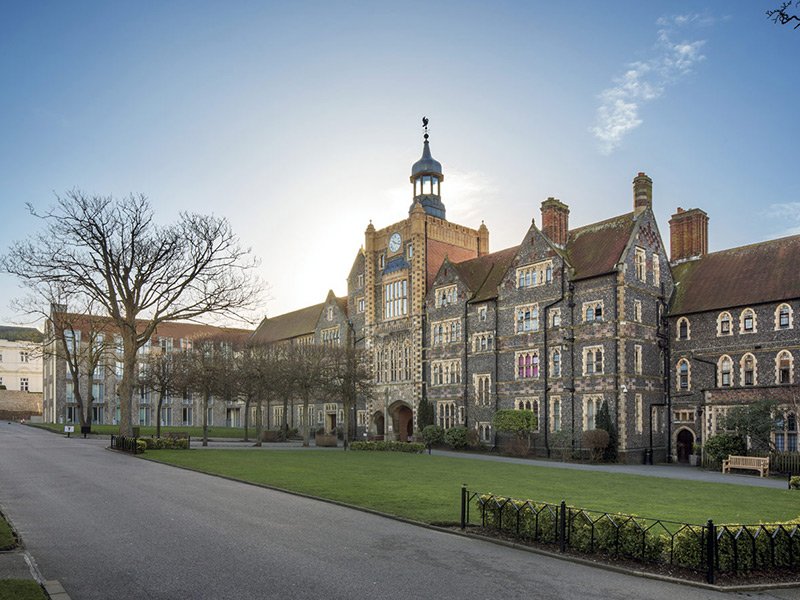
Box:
[422,116,429,142]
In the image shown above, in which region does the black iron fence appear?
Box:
[460,486,800,584]
[110,435,142,454]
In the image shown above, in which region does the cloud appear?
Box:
[591,14,708,154]
[767,203,800,237]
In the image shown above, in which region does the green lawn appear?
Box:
[0,580,48,600]
[0,513,15,550]
[148,450,800,526]
[31,423,256,439]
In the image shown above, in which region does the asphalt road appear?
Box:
[1,422,799,600]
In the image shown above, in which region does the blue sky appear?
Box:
[1,1,798,327]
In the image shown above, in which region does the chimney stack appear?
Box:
[633,172,652,215]
[669,207,709,263]
[540,197,570,246]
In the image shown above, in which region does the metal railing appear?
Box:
[110,435,141,454]
[460,485,800,584]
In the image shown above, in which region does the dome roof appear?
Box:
[411,139,442,177]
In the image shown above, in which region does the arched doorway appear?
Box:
[389,402,414,442]
[676,428,695,464]
[373,412,385,438]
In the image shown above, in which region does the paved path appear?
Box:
[2,422,798,599]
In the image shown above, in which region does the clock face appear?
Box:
[388,232,402,253]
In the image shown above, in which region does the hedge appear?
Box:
[350,441,426,453]
[475,493,800,575]
[141,437,190,450]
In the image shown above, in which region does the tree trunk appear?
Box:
[303,392,310,447]
[255,396,263,447]
[202,388,210,447]
[156,397,164,438]
[243,396,251,441]
[118,332,138,437]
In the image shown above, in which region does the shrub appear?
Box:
[135,439,147,453]
[492,409,537,434]
[703,433,746,463]
[349,441,425,453]
[595,400,617,461]
[550,429,574,461]
[582,429,610,462]
[445,427,469,450]
[790,476,800,490]
[421,425,445,447]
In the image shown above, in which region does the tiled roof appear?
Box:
[250,303,325,344]
[49,312,251,341]
[566,212,635,280]
[0,326,43,343]
[451,246,520,303]
[426,239,479,290]
[669,235,800,315]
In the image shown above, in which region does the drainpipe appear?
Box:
[655,292,672,463]
[463,297,469,429]
[493,297,500,450]
[541,265,565,458]
[613,275,621,458]
[567,281,577,454]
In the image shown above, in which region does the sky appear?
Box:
[1,1,798,329]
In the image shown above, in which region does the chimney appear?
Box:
[540,197,570,246]
[633,172,652,215]
[669,207,709,263]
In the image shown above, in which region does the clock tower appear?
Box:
[356,119,490,440]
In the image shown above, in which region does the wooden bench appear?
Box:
[722,455,769,477]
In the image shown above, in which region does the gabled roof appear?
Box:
[48,312,250,341]
[426,239,479,290]
[565,212,635,280]
[669,235,800,316]
[250,303,325,344]
[451,246,519,303]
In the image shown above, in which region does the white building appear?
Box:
[0,326,44,393]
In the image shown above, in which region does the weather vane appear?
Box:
[422,116,429,141]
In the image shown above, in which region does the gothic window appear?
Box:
[583,346,604,375]
[634,247,646,282]
[472,332,494,352]
[583,395,603,430]
[633,300,642,323]
[515,351,540,379]
[776,304,793,330]
[384,279,408,319]
[474,374,491,406]
[478,306,488,322]
[677,359,690,391]
[516,260,553,289]
[740,353,756,386]
[635,394,643,434]
[550,396,561,432]
[777,350,794,384]
[740,308,757,333]
[717,312,732,336]
[437,401,456,429]
[435,285,457,308]
[677,317,690,340]
[551,308,561,328]
[584,301,603,323]
[516,304,540,333]
[775,412,799,452]
[652,255,660,287]
[551,349,561,378]
[431,360,461,385]
[718,355,733,387]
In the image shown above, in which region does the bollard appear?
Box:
[460,484,467,530]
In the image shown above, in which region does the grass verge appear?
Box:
[0,580,48,600]
[0,513,15,551]
[31,422,256,439]
[148,450,800,525]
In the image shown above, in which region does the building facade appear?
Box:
[0,326,43,394]
[255,127,800,462]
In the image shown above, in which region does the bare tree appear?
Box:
[767,1,800,29]
[138,347,183,438]
[285,345,329,447]
[1,192,261,436]
[47,305,115,430]
[324,345,373,449]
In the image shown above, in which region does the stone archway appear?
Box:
[389,402,414,442]
[676,428,695,464]
[372,412,385,438]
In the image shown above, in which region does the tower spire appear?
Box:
[409,117,446,219]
